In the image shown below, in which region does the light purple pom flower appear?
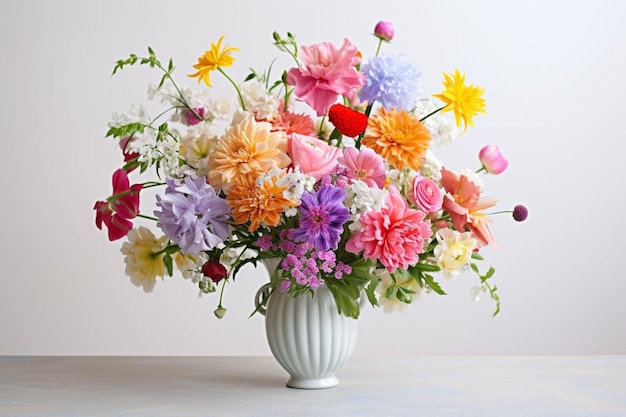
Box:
[359,54,422,111]
[155,176,230,255]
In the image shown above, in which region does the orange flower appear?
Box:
[440,167,499,247]
[207,116,290,192]
[226,172,298,232]
[361,107,431,171]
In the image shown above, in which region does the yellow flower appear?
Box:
[226,172,298,232]
[207,116,290,192]
[432,69,486,131]
[361,107,431,171]
[120,227,169,292]
[188,35,239,87]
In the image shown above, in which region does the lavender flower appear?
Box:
[292,185,351,252]
[155,176,230,255]
[359,54,422,111]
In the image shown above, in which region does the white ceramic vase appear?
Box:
[254,258,359,389]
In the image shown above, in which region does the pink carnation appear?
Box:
[345,185,432,272]
[286,39,365,116]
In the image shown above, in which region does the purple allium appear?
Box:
[155,176,230,255]
[292,185,351,252]
[512,204,529,222]
[359,54,422,111]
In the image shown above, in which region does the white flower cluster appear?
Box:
[344,180,388,230]
[240,80,280,120]
[415,99,460,147]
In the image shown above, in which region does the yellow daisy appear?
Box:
[188,35,239,87]
[432,69,486,131]
[361,107,431,171]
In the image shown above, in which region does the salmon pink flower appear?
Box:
[339,146,386,188]
[440,167,498,247]
[286,39,365,116]
[288,134,341,180]
[479,144,508,175]
[345,186,432,272]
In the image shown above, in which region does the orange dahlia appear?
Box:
[226,172,298,232]
[207,116,290,192]
[361,107,431,171]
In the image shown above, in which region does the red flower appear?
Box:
[328,103,368,137]
[94,169,142,241]
[202,260,228,283]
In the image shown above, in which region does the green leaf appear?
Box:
[422,273,447,295]
[163,253,173,277]
[364,280,379,306]
[471,252,484,261]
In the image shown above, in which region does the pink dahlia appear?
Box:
[345,185,432,272]
[286,39,365,116]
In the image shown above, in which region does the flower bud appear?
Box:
[512,204,528,222]
[201,260,228,283]
[479,144,508,175]
[374,21,395,42]
[214,307,227,319]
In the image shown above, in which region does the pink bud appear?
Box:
[374,21,395,42]
[479,144,508,175]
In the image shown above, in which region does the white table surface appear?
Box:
[1,355,624,416]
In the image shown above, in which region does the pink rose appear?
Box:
[479,144,508,175]
[288,134,341,180]
[411,175,443,213]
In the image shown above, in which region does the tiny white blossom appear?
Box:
[345,180,387,231]
[460,169,483,191]
[276,167,315,201]
[416,99,460,147]
[208,97,235,121]
[109,104,150,128]
[420,150,443,181]
[240,80,280,120]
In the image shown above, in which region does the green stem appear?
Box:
[218,67,246,110]
[419,105,446,122]
[105,181,164,203]
[217,278,228,309]
[375,38,384,57]
[136,213,158,221]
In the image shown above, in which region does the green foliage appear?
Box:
[471,262,500,316]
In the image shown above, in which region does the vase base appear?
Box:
[286,375,339,389]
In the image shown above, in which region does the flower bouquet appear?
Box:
[95,21,527,320]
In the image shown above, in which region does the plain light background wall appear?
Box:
[1,0,624,356]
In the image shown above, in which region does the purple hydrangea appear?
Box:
[155,176,230,255]
[359,54,423,111]
[292,185,351,252]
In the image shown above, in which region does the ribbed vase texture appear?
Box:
[264,284,358,389]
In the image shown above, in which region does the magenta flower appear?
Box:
[286,39,365,116]
[339,146,386,188]
[94,169,142,241]
[479,144,508,175]
[345,185,432,272]
[292,185,351,252]
[374,21,395,41]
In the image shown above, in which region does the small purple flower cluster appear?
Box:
[257,229,352,292]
